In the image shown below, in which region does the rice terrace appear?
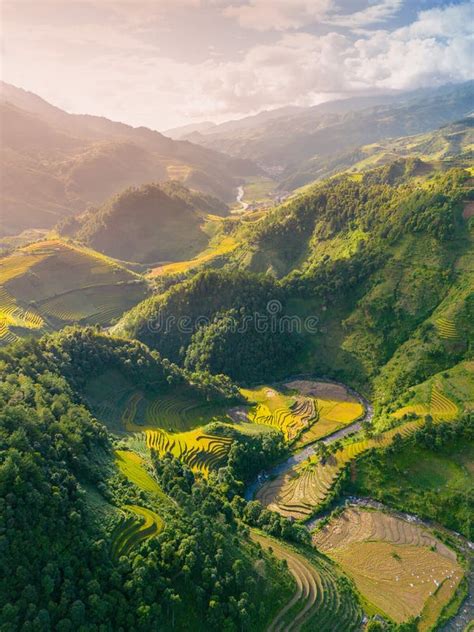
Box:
[312,507,466,629]
[0,238,147,343]
[1,9,474,631]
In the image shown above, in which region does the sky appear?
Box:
[0,0,472,130]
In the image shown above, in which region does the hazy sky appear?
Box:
[1,0,472,130]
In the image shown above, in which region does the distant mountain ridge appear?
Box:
[0,82,259,236]
[179,81,474,183]
[280,116,474,190]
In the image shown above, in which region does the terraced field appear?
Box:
[256,418,424,520]
[255,365,472,520]
[166,163,193,181]
[0,239,147,343]
[251,532,362,632]
[111,504,164,559]
[312,508,464,627]
[0,286,44,344]
[435,317,460,340]
[145,428,233,477]
[241,386,317,442]
[394,384,459,421]
[118,387,232,435]
[144,391,228,433]
[115,450,167,499]
[295,397,364,446]
[242,381,363,445]
[150,235,238,277]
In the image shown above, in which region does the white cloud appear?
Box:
[346,2,473,90]
[1,0,472,128]
[223,0,333,31]
[327,0,404,28]
[176,2,472,120]
[223,0,405,31]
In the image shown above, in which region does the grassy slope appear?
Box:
[348,431,473,538]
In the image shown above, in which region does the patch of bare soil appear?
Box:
[463,201,474,219]
[284,379,354,402]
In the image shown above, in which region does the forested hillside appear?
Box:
[1,80,473,632]
[115,269,299,383]
[58,181,226,263]
[0,329,307,631]
[117,163,473,400]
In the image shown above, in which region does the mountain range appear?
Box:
[0,81,258,236]
[177,81,474,184]
[1,76,473,632]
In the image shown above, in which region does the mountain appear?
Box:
[280,116,474,190]
[59,181,227,264]
[164,120,217,139]
[0,82,259,236]
[117,161,473,398]
[180,94,402,144]
[181,81,474,181]
[2,157,472,631]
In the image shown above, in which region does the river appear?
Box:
[233,185,249,213]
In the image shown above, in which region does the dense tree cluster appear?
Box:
[0,333,293,631]
[118,269,301,383]
[184,307,300,382]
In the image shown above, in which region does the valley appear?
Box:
[1,76,473,632]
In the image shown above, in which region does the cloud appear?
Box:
[223,0,333,31]
[179,2,472,119]
[327,0,404,28]
[223,0,405,31]
[1,0,472,128]
[346,2,473,89]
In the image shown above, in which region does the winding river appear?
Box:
[234,185,249,213]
